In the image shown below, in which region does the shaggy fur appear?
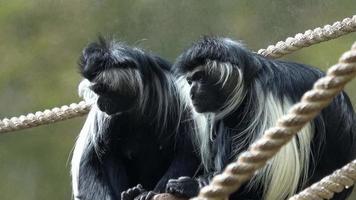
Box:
[71,38,202,200]
[167,36,356,200]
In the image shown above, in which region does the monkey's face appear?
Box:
[175,37,249,115]
[79,41,143,115]
[186,66,236,113]
[90,75,140,115]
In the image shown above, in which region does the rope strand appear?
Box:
[258,15,356,58]
[289,160,356,200]
[0,101,90,134]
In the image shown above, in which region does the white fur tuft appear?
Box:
[71,105,107,199]
[71,79,110,199]
[245,91,313,200]
[175,76,212,169]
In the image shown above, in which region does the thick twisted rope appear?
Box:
[258,15,356,58]
[0,101,90,134]
[191,42,356,200]
[0,15,355,134]
[289,160,356,200]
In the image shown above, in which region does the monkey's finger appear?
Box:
[132,188,140,193]
[127,188,134,194]
[135,185,146,194]
[145,191,156,200]
[166,184,175,192]
[166,186,179,194]
[121,192,128,200]
[167,179,179,185]
[178,176,191,181]
[135,184,146,193]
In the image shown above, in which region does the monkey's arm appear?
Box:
[130,129,201,200]
[75,146,129,200]
[155,146,201,193]
[305,93,356,200]
[153,121,202,193]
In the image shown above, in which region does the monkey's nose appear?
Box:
[190,92,196,101]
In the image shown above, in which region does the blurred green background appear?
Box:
[0,0,355,199]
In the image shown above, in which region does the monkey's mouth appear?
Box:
[191,99,202,107]
[97,101,118,115]
[192,100,199,106]
[192,98,221,113]
[191,100,209,113]
[96,95,137,115]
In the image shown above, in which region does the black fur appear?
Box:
[71,38,200,200]
[169,36,356,199]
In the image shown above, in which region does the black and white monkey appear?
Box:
[70,38,202,200]
[166,37,356,200]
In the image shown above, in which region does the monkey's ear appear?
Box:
[238,52,263,82]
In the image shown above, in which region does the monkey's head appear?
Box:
[79,38,167,115]
[174,37,260,116]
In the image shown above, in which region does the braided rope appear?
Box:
[192,43,356,200]
[0,15,355,134]
[289,160,356,200]
[0,101,90,134]
[258,15,356,58]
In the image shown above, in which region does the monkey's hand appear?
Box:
[133,191,157,200]
[121,184,146,200]
[165,177,199,198]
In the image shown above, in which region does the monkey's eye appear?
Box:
[198,76,206,83]
[191,71,206,83]
[90,83,109,96]
[195,74,207,84]
[186,78,192,85]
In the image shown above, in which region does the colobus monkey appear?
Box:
[71,38,201,200]
[166,37,356,200]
